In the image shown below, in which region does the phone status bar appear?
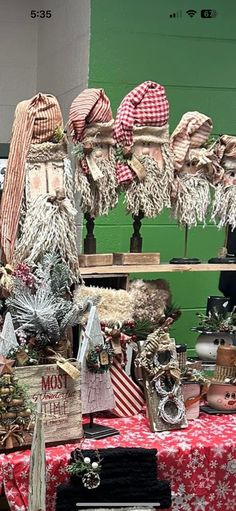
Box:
[169,10,217,19]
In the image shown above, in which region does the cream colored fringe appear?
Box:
[211,184,236,230]
[172,174,210,227]
[15,194,80,280]
[75,155,118,217]
[125,144,174,217]
[74,284,133,325]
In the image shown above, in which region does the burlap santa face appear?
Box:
[68,88,118,218]
[114,81,174,218]
[170,111,216,227]
[0,93,69,263]
[211,135,236,230]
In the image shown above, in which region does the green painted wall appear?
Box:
[88,0,236,353]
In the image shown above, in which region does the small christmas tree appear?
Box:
[0,355,33,449]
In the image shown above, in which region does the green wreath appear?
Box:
[86,344,114,374]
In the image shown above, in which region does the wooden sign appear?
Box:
[15,362,82,446]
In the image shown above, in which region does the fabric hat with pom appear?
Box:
[68,88,114,147]
[0,93,63,264]
[170,111,212,172]
[114,81,169,184]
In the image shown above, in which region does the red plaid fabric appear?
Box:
[114,81,169,149]
[116,162,134,184]
[110,358,145,417]
[68,88,112,143]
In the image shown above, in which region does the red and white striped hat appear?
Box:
[68,88,113,144]
[114,81,169,151]
[170,111,213,171]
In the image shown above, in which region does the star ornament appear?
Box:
[0,355,15,375]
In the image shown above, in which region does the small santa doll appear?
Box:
[114,81,174,238]
[68,88,118,219]
[170,111,217,228]
[211,135,236,231]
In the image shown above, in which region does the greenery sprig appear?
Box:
[72,142,85,160]
[192,308,236,334]
[86,343,114,373]
[114,145,129,164]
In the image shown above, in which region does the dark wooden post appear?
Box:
[84,213,96,254]
[130,211,144,253]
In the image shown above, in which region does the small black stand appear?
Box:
[170,225,201,264]
[170,257,201,264]
[201,405,236,415]
[83,413,119,439]
[208,226,236,263]
[130,211,144,253]
[208,255,236,264]
[84,213,96,254]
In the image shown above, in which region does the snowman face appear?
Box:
[207,384,236,410]
[133,141,164,170]
[215,390,236,410]
[196,333,233,362]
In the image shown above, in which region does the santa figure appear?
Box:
[211,135,236,231]
[114,81,174,220]
[68,88,118,220]
[170,111,220,229]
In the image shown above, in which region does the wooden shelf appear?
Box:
[81,263,236,275]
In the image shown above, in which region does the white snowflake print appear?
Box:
[226,498,236,510]
[213,444,226,457]
[209,459,218,469]
[193,495,208,510]
[184,470,192,479]
[216,480,230,498]
[226,458,236,474]
[172,484,192,511]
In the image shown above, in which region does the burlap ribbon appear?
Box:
[0,424,25,447]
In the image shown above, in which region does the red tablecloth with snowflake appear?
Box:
[1,413,236,511]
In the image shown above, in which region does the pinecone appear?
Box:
[35,332,50,349]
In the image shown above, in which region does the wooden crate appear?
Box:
[113,252,160,265]
[15,362,82,447]
[79,253,113,267]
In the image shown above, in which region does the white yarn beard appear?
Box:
[75,156,118,218]
[15,194,80,280]
[125,145,174,218]
[211,184,236,230]
[172,174,210,227]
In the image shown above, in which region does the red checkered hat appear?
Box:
[114,81,169,150]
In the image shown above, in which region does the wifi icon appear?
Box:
[186,9,197,17]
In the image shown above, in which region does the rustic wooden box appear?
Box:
[113,252,160,265]
[79,253,113,267]
[15,362,83,446]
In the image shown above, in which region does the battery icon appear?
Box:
[201,9,217,18]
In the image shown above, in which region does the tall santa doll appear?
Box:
[68,88,118,254]
[114,81,174,252]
